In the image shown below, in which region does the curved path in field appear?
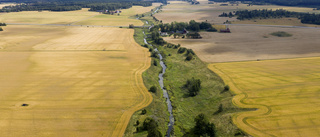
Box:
[110,30,153,137]
[209,65,275,137]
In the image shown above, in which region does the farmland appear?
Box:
[209,57,320,136]
[0,8,97,24]
[154,0,319,24]
[0,5,156,26]
[0,24,151,136]
[164,25,320,63]
[74,6,156,26]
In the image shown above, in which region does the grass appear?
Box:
[209,57,320,136]
[125,25,250,136]
[0,25,152,137]
[154,44,251,136]
[124,28,169,137]
[270,31,293,37]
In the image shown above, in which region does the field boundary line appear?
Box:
[209,64,275,137]
[110,30,152,137]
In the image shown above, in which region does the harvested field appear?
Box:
[155,1,319,24]
[209,57,320,137]
[0,25,152,137]
[0,8,98,24]
[232,18,320,27]
[164,25,320,63]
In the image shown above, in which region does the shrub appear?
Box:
[0,27,2,31]
[149,86,157,93]
[193,113,216,137]
[153,60,158,66]
[187,49,195,55]
[270,31,292,37]
[178,47,187,54]
[141,109,147,115]
[224,85,230,91]
[207,27,217,32]
[135,120,140,126]
[151,51,159,58]
[185,77,201,96]
[129,24,134,28]
[186,54,193,61]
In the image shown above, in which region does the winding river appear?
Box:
[143,30,174,136]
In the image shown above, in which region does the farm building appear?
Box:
[176,29,189,34]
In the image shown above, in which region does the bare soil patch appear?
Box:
[164,25,320,62]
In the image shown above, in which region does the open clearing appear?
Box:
[209,57,320,137]
[164,25,320,63]
[155,0,319,24]
[0,25,152,137]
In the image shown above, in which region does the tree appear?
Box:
[141,109,147,115]
[149,86,157,93]
[192,113,216,137]
[153,60,158,66]
[186,54,193,61]
[185,77,201,96]
[0,27,3,31]
[129,24,134,28]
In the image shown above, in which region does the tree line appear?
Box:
[208,0,320,7]
[225,9,320,25]
[0,0,163,12]
[152,20,215,33]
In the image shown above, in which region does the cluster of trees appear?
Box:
[136,117,162,137]
[233,9,320,25]
[184,113,216,136]
[184,77,201,96]
[208,0,320,7]
[151,30,166,45]
[177,47,195,61]
[301,14,320,25]
[152,20,214,33]
[219,12,234,18]
[0,23,5,31]
[0,0,157,12]
[234,9,301,20]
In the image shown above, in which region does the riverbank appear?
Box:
[124,5,251,136]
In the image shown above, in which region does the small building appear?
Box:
[176,29,189,34]
[159,31,168,36]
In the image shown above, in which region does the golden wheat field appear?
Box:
[209,57,320,137]
[74,6,155,26]
[0,8,98,24]
[0,25,152,137]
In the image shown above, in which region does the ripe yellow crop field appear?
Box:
[0,25,152,137]
[209,57,320,137]
[0,8,98,24]
[74,6,155,26]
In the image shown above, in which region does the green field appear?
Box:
[209,57,320,136]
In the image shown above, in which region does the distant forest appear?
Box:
[0,0,167,12]
[209,0,320,7]
[220,9,320,25]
